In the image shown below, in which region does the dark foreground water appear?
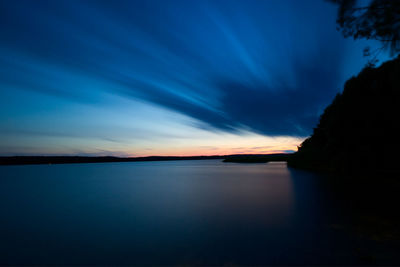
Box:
[0,160,398,265]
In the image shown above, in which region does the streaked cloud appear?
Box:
[0,0,387,156]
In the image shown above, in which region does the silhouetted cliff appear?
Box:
[288,56,400,174]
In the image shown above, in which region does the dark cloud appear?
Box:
[214,48,343,136]
[117,39,344,137]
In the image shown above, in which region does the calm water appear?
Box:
[0,160,359,265]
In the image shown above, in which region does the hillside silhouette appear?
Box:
[288,55,400,174]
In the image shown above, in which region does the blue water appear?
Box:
[0,160,355,265]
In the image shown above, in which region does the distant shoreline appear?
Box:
[0,154,291,166]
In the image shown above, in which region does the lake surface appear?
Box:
[0,160,386,265]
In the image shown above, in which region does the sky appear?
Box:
[0,0,389,156]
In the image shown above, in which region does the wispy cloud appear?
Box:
[0,0,381,156]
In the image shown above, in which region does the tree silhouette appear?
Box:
[288,55,400,174]
[330,0,400,59]
[287,1,400,174]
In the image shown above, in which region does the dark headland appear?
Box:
[288,55,400,174]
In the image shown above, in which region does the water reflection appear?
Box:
[0,160,354,265]
[137,161,295,228]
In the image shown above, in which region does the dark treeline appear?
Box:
[0,155,227,165]
[288,55,400,174]
[0,154,293,166]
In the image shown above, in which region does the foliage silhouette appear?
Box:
[330,0,400,56]
[288,55,400,174]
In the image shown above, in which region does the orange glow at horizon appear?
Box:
[122,134,304,157]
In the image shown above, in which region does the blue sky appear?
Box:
[0,0,389,156]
